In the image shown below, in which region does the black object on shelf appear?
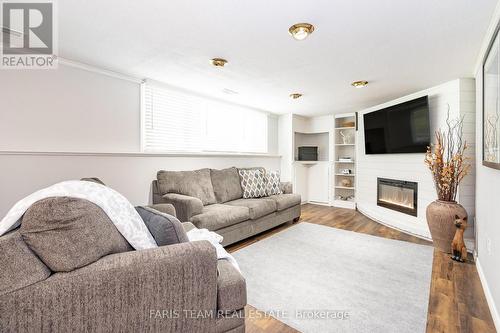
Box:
[298,146,318,161]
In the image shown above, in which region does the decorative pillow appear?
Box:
[20,197,132,272]
[135,206,188,246]
[238,169,267,198]
[266,170,283,196]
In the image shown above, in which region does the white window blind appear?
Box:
[142,83,268,153]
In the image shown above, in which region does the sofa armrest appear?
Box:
[280,182,293,194]
[217,260,246,313]
[0,241,218,332]
[146,203,177,217]
[182,221,197,233]
[162,193,204,222]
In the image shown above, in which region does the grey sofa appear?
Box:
[0,202,246,333]
[152,167,301,246]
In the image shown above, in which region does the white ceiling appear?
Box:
[59,0,497,116]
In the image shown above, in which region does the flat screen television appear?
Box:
[364,96,430,154]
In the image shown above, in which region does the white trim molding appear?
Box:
[0,151,281,158]
[476,257,500,332]
[58,57,144,84]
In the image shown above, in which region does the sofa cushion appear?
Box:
[225,198,277,220]
[217,260,246,312]
[280,181,293,194]
[157,168,217,205]
[210,167,243,203]
[20,197,132,272]
[238,168,267,199]
[266,170,283,196]
[269,193,302,211]
[0,230,51,295]
[136,206,188,246]
[190,204,250,230]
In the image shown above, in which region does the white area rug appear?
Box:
[232,222,434,333]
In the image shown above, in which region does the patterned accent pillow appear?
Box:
[239,169,267,198]
[266,170,282,196]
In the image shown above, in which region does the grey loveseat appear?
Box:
[0,200,246,333]
[152,167,301,246]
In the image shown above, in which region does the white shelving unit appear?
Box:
[332,113,357,209]
[289,115,334,206]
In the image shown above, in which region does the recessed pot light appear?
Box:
[351,80,368,88]
[211,58,228,67]
[289,23,314,41]
[290,93,303,99]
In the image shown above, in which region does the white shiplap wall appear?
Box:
[356,78,476,240]
[458,79,477,241]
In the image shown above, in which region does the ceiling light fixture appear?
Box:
[289,23,315,41]
[211,58,228,67]
[351,80,368,88]
[290,93,303,99]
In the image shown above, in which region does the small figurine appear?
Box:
[340,131,350,144]
[451,215,468,262]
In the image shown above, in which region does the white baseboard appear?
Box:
[303,200,330,207]
[476,257,500,332]
[357,203,432,241]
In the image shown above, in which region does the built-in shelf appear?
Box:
[296,161,318,165]
[335,186,355,190]
[332,199,356,209]
[333,113,357,210]
[294,131,330,162]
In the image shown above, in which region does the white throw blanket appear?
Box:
[0,180,242,271]
[187,228,241,273]
[0,180,157,250]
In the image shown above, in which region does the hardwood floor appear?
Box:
[226,204,496,333]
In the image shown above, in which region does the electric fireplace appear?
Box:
[377,178,418,217]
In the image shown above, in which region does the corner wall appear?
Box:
[356,79,476,240]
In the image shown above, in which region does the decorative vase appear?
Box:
[341,178,352,187]
[426,200,467,253]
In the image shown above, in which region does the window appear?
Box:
[142,83,268,153]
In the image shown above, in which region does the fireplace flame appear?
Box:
[379,184,415,209]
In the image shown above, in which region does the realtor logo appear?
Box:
[1,1,57,68]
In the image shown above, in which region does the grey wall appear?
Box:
[0,64,281,217]
[475,66,500,328]
[0,65,142,152]
[473,3,500,329]
[0,153,280,217]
